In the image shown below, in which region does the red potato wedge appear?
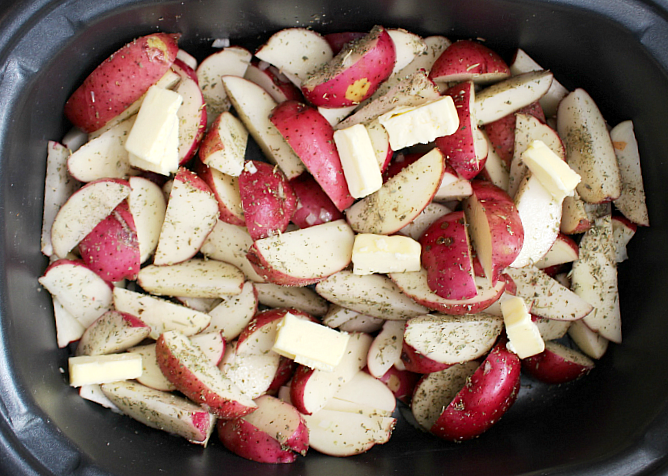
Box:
[79,384,121,413]
[534,233,579,269]
[367,320,405,378]
[433,164,473,202]
[522,341,595,384]
[38,259,114,328]
[430,339,521,441]
[247,219,354,286]
[560,192,591,234]
[62,127,88,152]
[172,63,207,165]
[612,215,637,263]
[194,163,245,226]
[41,141,79,257]
[398,202,452,240]
[242,394,308,454]
[504,266,593,321]
[322,305,366,329]
[222,75,305,179]
[464,180,524,285]
[568,319,609,360]
[137,259,245,298]
[429,39,510,87]
[290,332,373,415]
[254,283,329,317]
[333,370,397,415]
[235,308,314,355]
[52,297,86,348]
[176,50,197,70]
[218,341,281,399]
[199,220,264,283]
[244,60,304,103]
[217,418,297,464]
[324,32,366,55]
[610,120,649,226]
[366,120,393,173]
[101,380,216,446]
[474,70,553,125]
[302,25,396,108]
[157,330,257,419]
[176,296,222,313]
[198,112,248,177]
[267,357,297,395]
[75,310,150,356]
[404,313,504,365]
[557,88,621,203]
[533,316,571,341]
[239,160,297,241]
[317,105,357,127]
[377,365,421,404]
[205,281,258,341]
[113,287,211,339]
[127,176,167,264]
[346,147,446,235]
[270,101,354,211]
[78,200,140,282]
[64,33,180,133]
[289,173,343,228]
[127,343,176,391]
[315,270,429,320]
[436,81,487,180]
[196,46,252,128]
[389,269,506,316]
[50,178,131,259]
[338,314,384,333]
[67,117,133,182]
[387,28,427,74]
[401,341,452,374]
[420,211,477,300]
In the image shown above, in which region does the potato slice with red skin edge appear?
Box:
[246,219,354,286]
[219,341,281,399]
[198,112,248,178]
[367,320,405,378]
[346,147,446,235]
[435,81,485,180]
[270,101,354,211]
[376,366,420,404]
[244,60,304,103]
[127,343,175,391]
[205,281,258,341]
[333,370,397,415]
[52,297,86,348]
[386,28,427,74]
[568,320,609,360]
[75,310,150,356]
[398,202,452,241]
[153,168,219,266]
[267,357,298,395]
[366,120,393,173]
[401,340,452,374]
[535,233,579,269]
[127,176,166,264]
[411,362,479,431]
[39,259,114,328]
[217,418,297,464]
[484,101,545,169]
[78,200,140,282]
[420,211,477,300]
[64,33,180,133]
[254,283,329,317]
[239,160,297,241]
[156,330,257,419]
[290,332,372,415]
[289,173,343,229]
[430,339,521,441]
[324,32,366,55]
[193,161,245,226]
[429,39,510,87]
[561,193,590,234]
[172,68,207,165]
[243,395,309,455]
[522,341,594,384]
[463,180,524,285]
[302,25,396,108]
[101,380,216,446]
[236,308,315,355]
[557,88,621,203]
[612,214,637,263]
[404,313,504,365]
[199,221,264,283]
[189,332,226,366]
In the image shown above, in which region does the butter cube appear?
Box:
[352,233,421,275]
[272,313,350,371]
[522,140,581,202]
[69,353,143,387]
[501,296,545,359]
[378,95,459,150]
[333,124,383,199]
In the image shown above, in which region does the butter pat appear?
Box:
[125,85,182,174]
[272,313,350,371]
[333,124,383,199]
[378,95,459,150]
[522,140,581,202]
[352,233,421,275]
[501,296,545,359]
[69,353,143,387]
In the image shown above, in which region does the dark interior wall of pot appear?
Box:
[1,0,668,475]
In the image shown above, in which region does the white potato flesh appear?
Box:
[254,282,329,317]
[128,176,167,264]
[200,220,265,283]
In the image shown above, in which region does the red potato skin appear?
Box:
[383,152,421,182]
[464,180,524,284]
[420,211,478,300]
[429,39,510,84]
[522,345,594,384]
[78,200,140,282]
[484,101,546,168]
[249,60,303,103]
[400,341,452,374]
[64,33,180,133]
[302,26,396,108]
[198,114,227,163]
[436,81,484,180]
[267,357,297,395]
[217,419,297,464]
[289,365,317,415]
[289,173,343,228]
[270,101,354,211]
[172,58,199,83]
[324,32,366,55]
[246,241,332,286]
[376,365,421,405]
[431,339,521,441]
[238,160,297,241]
[194,161,245,226]
[175,166,213,194]
[155,334,255,420]
[173,64,207,166]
